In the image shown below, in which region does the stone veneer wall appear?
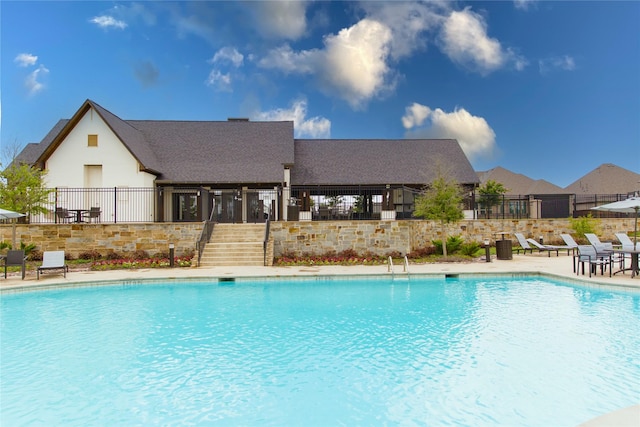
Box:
[269,218,637,257]
[0,223,202,258]
[0,219,636,259]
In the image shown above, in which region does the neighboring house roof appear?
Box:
[564,163,640,195]
[292,139,479,186]
[477,166,566,195]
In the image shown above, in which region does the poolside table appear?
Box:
[612,248,640,278]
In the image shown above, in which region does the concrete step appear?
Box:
[198,223,271,267]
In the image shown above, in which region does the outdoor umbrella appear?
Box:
[591,197,640,247]
[0,208,26,248]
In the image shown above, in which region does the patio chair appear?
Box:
[55,207,74,223]
[3,250,27,279]
[580,233,625,271]
[37,251,69,280]
[526,238,560,257]
[83,207,101,223]
[574,245,612,277]
[514,233,534,254]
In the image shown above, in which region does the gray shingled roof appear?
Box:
[15,119,69,165]
[23,100,479,187]
[292,139,479,186]
[564,163,640,194]
[131,120,294,183]
[477,166,566,195]
[25,100,295,185]
[91,102,162,174]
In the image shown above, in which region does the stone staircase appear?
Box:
[198,223,274,267]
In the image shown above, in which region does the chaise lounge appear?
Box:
[37,251,69,280]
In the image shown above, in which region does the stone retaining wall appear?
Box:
[270,218,636,257]
[0,223,202,258]
[1,219,636,259]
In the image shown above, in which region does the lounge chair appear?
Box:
[584,233,604,247]
[615,233,639,250]
[561,234,579,249]
[575,245,612,277]
[3,250,27,279]
[37,251,69,280]
[514,233,534,254]
[526,238,560,257]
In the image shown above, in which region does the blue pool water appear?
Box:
[1,277,639,426]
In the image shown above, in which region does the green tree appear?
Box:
[478,179,508,219]
[569,214,600,242]
[0,162,53,219]
[413,171,465,257]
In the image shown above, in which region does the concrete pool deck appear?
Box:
[1,252,639,426]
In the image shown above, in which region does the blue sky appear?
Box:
[1,1,639,188]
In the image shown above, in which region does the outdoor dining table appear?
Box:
[69,209,89,223]
[611,248,640,278]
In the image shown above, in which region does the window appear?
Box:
[88,134,98,147]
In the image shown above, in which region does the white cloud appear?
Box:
[319,19,394,108]
[210,47,244,68]
[206,47,244,92]
[438,7,525,75]
[401,103,432,129]
[25,65,49,96]
[14,53,38,67]
[90,15,127,29]
[514,0,537,11]
[259,19,394,109]
[539,55,576,74]
[205,70,232,92]
[361,1,446,60]
[258,44,317,74]
[252,1,308,40]
[402,102,497,161]
[254,99,331,138]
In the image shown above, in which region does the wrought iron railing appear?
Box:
[21,186,634,223]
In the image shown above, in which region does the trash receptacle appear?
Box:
[287,205,299,221]
[496,239,513,260]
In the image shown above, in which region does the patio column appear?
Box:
[282,166,291,221]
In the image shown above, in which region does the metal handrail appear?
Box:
[387,256,394,273]
[196,206,217,267]
[403,255,410,273]
[263,214,271,266]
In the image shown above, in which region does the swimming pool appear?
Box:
[1,276,639,426]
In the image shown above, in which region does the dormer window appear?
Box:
[88,134,98,147]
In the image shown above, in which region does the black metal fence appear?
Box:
[22,186,637,223]
[574,193,637,218]
[30,187,157,223]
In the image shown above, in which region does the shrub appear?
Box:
[384,250,403,259]
[407,246,436,259]
[433,235,464,255]
[105,251,122,260]
[79,249,102,260]
[131,250,149,260]
[338,248,359,258]
[28,249,43,261]
[569,214,600,242]
[460,242,482,257]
